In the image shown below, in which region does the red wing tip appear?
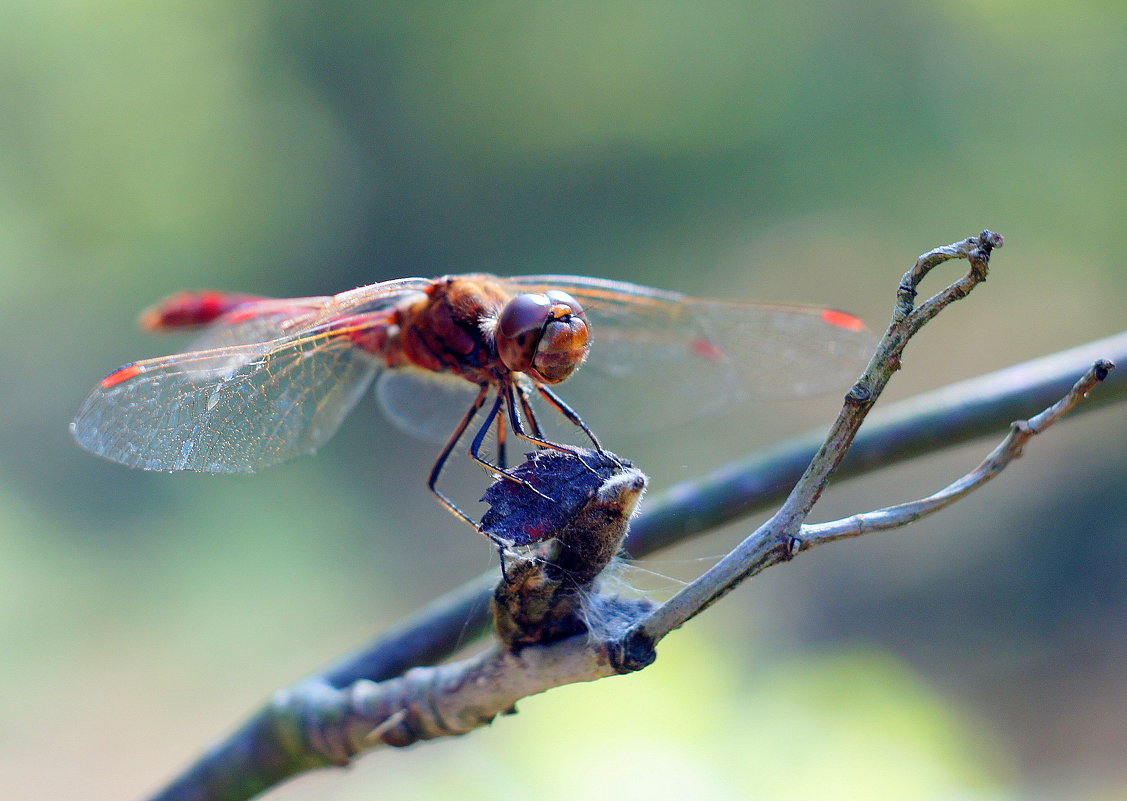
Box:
[821,309,866,332]
[100,363,142,389]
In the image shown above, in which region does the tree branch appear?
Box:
[313,329,1127,693]
[621,232,1004,650]
[801,359,1113,546]
[148,452,650,801]
[142,232,1126,801]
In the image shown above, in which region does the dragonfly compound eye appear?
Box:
[497,292,589,383]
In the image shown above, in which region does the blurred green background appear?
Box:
[2,2,1125,800]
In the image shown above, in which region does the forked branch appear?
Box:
[801,359,1113,546]
[619,232,1006,656]
[145,232,1123,801]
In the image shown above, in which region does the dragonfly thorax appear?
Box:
[392,276,514,384]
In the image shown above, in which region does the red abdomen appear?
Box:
[141,290,266,331]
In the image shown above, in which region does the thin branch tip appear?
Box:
[142,231,1127,801]
[976,229,1004,252]
[802,357,1115,549]
[634,230,1010,636]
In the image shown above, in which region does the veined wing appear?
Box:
[180,277,436,354]
[71,316,393,473]
[298,277,434,331]
[183,296,333,352]
[503,274,873,434]
[374,367,484,445]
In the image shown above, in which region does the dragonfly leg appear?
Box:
[495,408,507,470]
[428,384,491,530]
[516,382,545,439]
[469,391,553,502]
[503,383,584,456]
[535,383,604,452]
[504,383,606,476]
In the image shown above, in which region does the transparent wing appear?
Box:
[185,276,435,351]
[300,277,433,328]
[72,278,438,472]
[375,368,484,445]
[136,279,430,385]
[184,297,333,352]
[73,326,386,473]
[503,275,874,434]
[73,333,381,473]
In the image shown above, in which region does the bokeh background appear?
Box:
[2,3,1125,800]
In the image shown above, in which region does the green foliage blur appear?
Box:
[1,3,1124,800]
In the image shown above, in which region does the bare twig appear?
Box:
[621,232,1004,655]
[143,232,1126,801]
[628,329,1127,556]
[801,360,1114,546]
[147,452,650,801]
[148,356,1114,801]
[314,330,1127,691]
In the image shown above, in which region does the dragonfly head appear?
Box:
[496,291,589,384]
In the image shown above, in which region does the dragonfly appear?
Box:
[72,274,870,529]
